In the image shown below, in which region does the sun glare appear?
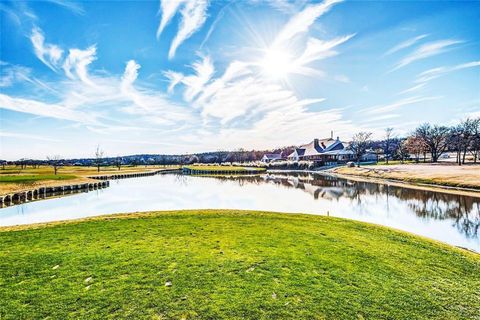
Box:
[260,48,293,79]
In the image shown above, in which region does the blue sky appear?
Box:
[0,0,479,160]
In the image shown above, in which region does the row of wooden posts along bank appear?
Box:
[88,169,181,180]
[0,169,182,208]
[0,181,109,208]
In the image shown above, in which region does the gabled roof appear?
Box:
[288,137,347,158]
[262,153,282,160]
[303,138,339,156]
[287,148,305,158]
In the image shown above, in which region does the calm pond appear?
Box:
[1,172,479,251]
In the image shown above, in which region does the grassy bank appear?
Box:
[333,163,480,190]
[0,165,178,195]
[1,210,478,319]
[0,174,76,183]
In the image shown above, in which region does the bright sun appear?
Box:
[260,48,292,79]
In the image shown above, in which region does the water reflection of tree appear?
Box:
[197,172,480,240]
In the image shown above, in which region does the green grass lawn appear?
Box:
[0,210,478,319]
[0,174,77,183]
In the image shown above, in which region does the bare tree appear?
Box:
[414,124,450,162]
[459,118,477,164]
[397,140,410,164]
[47,155,62,175]
[383,128,395,164]
[449,125,462,165]
[114,156,122,170]
[404,135,427,163]
[349,132,372,166]
[94,145,104,173]
[469,118,480,163]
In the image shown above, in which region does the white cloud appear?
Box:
[397,83,426,95]
[46,0,85,15]
[272,0,343,48]
[62,46,97,85]
[156,0,210,59]
[164,70,184,93]
[0,131,61,142]
[415,61,480,84]
[384,34,428,56]
[365,96,442,115]
[0,64,31,87]
[177,55,214,101]
[398,60,480,95]
[290,34,355,76]
[30,27,64,70]
[156,0,185,38]
[163,0,354,147]
[0,93,99,124]
[121,60,141,89]
[392,39,462,71]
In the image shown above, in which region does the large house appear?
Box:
[287,137,355,165]
[261,153,283,163]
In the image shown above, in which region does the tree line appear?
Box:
[4,117,479,174]
[350,117,480,165]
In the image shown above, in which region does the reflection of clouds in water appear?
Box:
[0,173,479,251]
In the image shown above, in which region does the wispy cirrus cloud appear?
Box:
[0,93,100,125]
[4,28,193,132]
[156,0,185,37]
[161,0,358,149]
[0,63,31,87]
[398,60,480,95]
[156,0,209,59]
[415,61,480,84]
[30,27,64,71]
[63,46,97,85]
[365,96,442,115]
[384,34,428,56]
[0,61,59,94]
[289,34,355,76]
[391,39,463,71]
[272,0,342,48]
[0,131,62,142]
[30,26,99,87]
[164,55,214,101]
[46,0,85,15]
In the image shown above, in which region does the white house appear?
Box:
[287,136,355,165]
[261,153,283,163]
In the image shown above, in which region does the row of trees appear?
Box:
[350,117,480,165]
[45,146,106,175]
[6,118,479,174]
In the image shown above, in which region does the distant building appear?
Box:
[287,136,355,166]
[361,150,379,162]
[261,153,283,163]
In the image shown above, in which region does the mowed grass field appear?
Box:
[0,165,178,194]
[0,210,478,319]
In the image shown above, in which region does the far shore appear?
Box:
[327,163,480,197]
[2,163,480,199]
[0,165,179,196]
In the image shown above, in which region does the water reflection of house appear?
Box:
[287,136,355,165]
